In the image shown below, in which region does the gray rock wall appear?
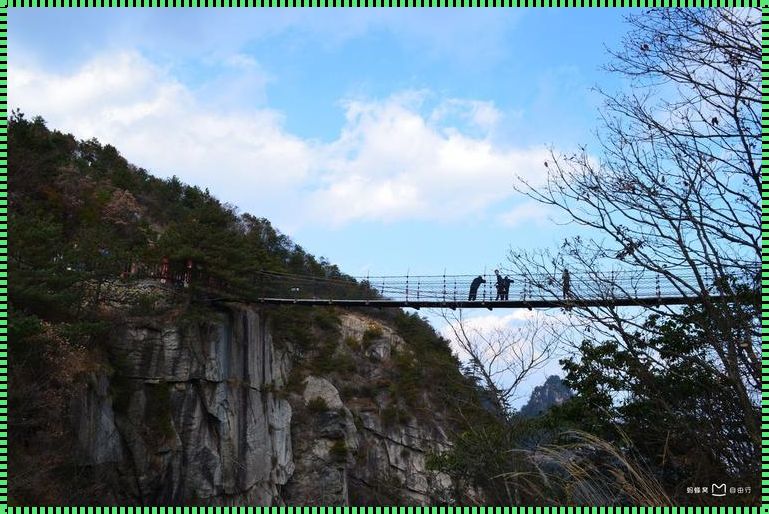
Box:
[75,294,460,505]
[284,313,455,506]
[76,302,293,505]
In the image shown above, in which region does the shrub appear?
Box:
[329,440,348,462]
[285,369,305,394]
[362,324,383,347]
[269,306,314,351]
[381,403,410,427]
[261,382,278,394]
[128,293,161,316]
[343,336,360,351]
[390,352,423,407]
[313,308,341,332]
[307,396,330,413]
[310,340,338,374]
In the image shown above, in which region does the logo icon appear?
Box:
[711,484,726,497]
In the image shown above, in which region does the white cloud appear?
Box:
[10,51,548,229]
[429,98,502,133]
[437,309,542,343]
[309,94,550,225]
[10,51,313,218]
[498,201,554,228]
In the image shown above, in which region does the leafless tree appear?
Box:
[441,309,559,419]
[510,8,760,452]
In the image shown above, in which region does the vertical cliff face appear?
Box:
[284,312,455,505]
[74,288,461,505]
[76,299,294,505]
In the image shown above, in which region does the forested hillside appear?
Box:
[9,113,506,505]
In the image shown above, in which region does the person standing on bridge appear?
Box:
[562,269,571,300]
[468,275,486,301]
[494,270,505,301]
[502,275,513,300]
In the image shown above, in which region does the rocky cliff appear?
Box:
[519,375,573,418]
[72,281,459,505]
[284,311,455,505]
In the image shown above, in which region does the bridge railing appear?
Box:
[252,265,758,304]
[116,259,758,305]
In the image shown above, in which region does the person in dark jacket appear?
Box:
[494,269,505,300]
[468,275,486,301]
[502,275,513,300]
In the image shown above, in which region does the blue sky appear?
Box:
[10,9,636,274]
[10,9,639,398]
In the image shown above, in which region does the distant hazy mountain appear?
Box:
[519,375,573,417]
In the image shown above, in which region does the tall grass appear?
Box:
[506,430,671,505]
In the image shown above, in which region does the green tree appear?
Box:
[510,7,760,474]
[551,301,759,503]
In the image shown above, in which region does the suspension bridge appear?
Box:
[244,266,756,310]
[126,260,756,310]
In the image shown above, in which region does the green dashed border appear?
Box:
[762,3,769,514]
[1,0,765,6]
[2,1,766,512]
[0,1,6,513]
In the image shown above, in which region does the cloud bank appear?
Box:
[10,51,549,229]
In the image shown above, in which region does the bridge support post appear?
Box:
[443,271,446,302]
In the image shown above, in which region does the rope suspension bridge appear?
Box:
[241,266,756,310]
[126,259,760,310]
[127,260,757,310]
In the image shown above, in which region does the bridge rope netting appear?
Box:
[246,263,758,307]
[122,259,757,308]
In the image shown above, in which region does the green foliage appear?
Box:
[380,403,410,427]
[307,397,330,413]
[386,311,491,423]
[426,416,552,504]
[57,320,112,345]
[356,384,376,398]
[355,472,405,505]
[313,308,341,333]
[269,306,315,351]
[352,412,364,430]
[9,113,476,504]
[329,440,349,462]
[9,309,44,355]
[551,306,760,502]
[361,324,383,346]
[127,292,164,316]
[343,335,360,351]
[6,113,506,504]
[260,382,278,394]
[285,369,306,395]
[389,349,422,406]
[9,113,369,328]
[309,339,338,374]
